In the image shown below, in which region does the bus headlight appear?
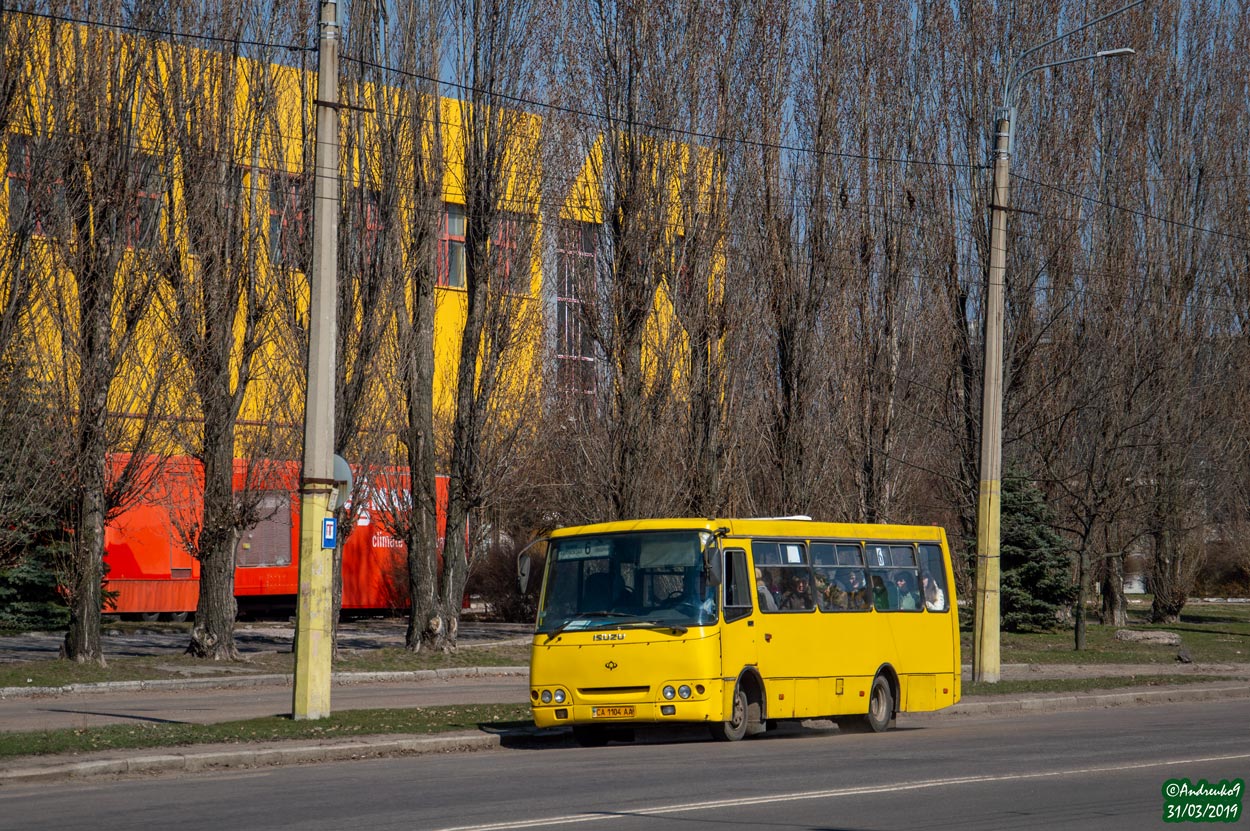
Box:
[662,685,676,700]
[553,688,566,704]
[541,690,552,704]
[678,685,692,699]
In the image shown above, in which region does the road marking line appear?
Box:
[431,751,1250,831]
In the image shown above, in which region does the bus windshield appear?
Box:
[537,530,719,634]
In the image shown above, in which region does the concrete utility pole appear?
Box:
[973,113,1010,684]
[293,0,340,720]
[972,0,1140,684]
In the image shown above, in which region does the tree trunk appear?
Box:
[1099,553,1127,626]
[1149,513,1187,624]
[403,293,438,653]
[62,487,106,665]
[1073,552,1087,651]
[187,436,240,660]
[63,319,111,665]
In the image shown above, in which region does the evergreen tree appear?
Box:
[0,542,69,632]
[1000,472,1077,632]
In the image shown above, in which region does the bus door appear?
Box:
[718,546,758,686]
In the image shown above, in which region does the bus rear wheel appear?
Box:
[839,675,894,734]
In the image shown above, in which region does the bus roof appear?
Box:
[548,517,947,544]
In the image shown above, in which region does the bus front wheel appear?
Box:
[709,686,749,742]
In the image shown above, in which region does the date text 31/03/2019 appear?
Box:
[1162,778,1243,824]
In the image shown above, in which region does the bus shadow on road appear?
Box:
[486,719,922,750]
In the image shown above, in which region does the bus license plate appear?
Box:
[592,706,634,718]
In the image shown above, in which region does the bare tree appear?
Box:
[26,10,174,663]
[417,0,545,650]
[147,4,299,659]
[0,13,67,570]
[353,0,447,652]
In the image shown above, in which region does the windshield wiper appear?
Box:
[544,615,690,641]
[543,612,633,641]
[613,620,689,635]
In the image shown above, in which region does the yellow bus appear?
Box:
[521,517,960,745]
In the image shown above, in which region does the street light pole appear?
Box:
[293,0,340,720]
[972,0,1141,685]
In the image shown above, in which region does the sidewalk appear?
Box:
[2,662,1248,785]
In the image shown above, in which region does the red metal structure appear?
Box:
[103,457,451,619]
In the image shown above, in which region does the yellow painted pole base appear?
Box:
[293,488,334,720]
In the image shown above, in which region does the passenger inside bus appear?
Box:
[778,572,814,610]
[894,572,920,610]
[813,570,846,610]
[923,574,946,611]
[755,568,779,611]
[843,570,870,609]
[871,575,890,611]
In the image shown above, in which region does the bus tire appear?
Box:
[864,674,894,732]
[572,726,610,747]
[709,685,749,742]
[837,675,894,734]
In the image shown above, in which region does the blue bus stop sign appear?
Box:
[322,517,337,549]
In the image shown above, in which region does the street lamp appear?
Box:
[973,2,1140,684]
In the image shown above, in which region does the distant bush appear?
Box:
[467,539,541,623]
[1193,539,1250,597]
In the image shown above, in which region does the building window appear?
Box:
[555,221,597,398]
[127,154,164,249]
[269,172,308,271]
[187,164,244,259]
[438,204,465,287]
[7,133,65,238]
[493,212,532,295]
[348,185,383,260]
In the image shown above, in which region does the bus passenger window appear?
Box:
[919,544,949,612]
[755,540,813,612]
[808,544,869,611]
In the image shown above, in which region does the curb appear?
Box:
[2,682,1247,785]
[0,731,501,785]
[0,666,529,700]
[945,682,1250,716]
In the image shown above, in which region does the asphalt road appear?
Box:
[2,698,1246,830]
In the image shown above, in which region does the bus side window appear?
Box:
[755,540,813,612]
[866,543,894,610]
[919,544,950,612]
[723,548,752,622]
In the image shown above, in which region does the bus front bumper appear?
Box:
[531,690,724,729]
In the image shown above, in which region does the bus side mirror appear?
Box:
[704,547,723,587]
[517,553,532,594]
